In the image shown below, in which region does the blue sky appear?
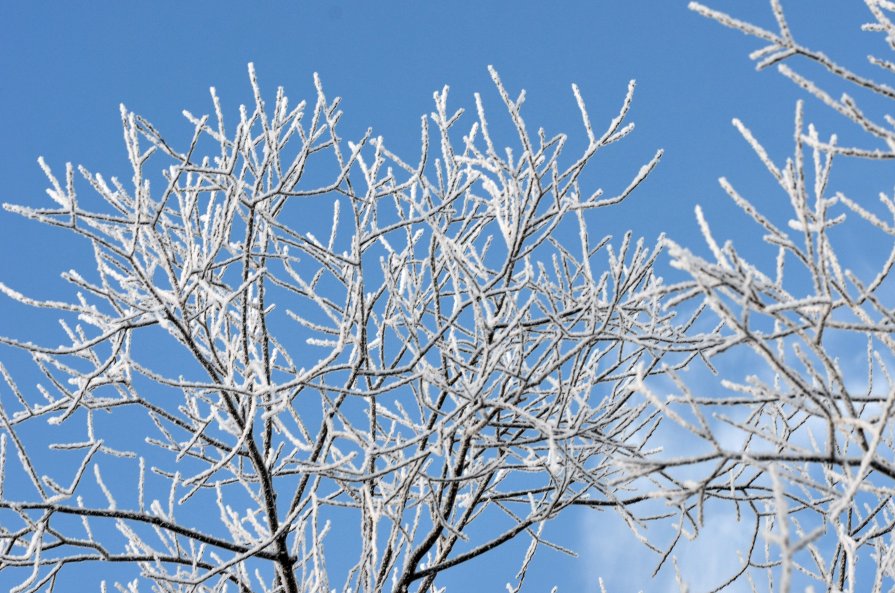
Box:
[0,2,887,592]
[0,1,876,298]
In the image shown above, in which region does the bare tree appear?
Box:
[636,2,895,592]
[13,4,893,591]
[0,63,702,593]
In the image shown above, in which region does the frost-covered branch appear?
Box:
[655,3,895,591]
[0,64,703,593]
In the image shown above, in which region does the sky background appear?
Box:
[0,2,889,592]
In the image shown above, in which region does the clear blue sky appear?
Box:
[0,2,875,300]
[0,2,883,591]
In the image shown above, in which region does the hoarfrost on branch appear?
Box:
[5,1,895,591]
